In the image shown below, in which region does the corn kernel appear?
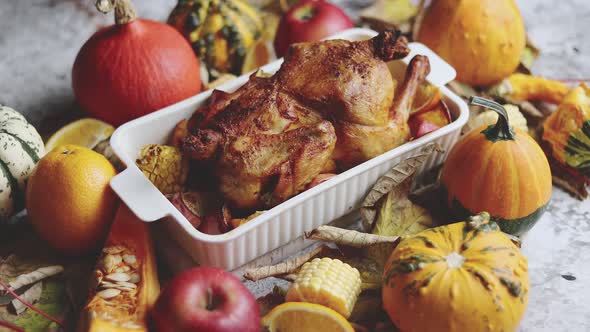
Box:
[286,257,361,318]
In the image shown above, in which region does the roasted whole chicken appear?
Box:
[182,30,431,210]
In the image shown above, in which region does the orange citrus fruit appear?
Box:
[45,118,114,151]
[26,144,118,255]
[262,302,354,332]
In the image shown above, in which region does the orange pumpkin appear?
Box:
[72,0,201,126]
[382,212,529,332]
[441,97,552,235]
[417,0,526,86]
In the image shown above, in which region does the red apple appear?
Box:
[274,0,354,57]
[151,266,260,332]
[409,118,441,138]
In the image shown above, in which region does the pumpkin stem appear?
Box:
[468,212,491,228]
[96,0,137,25]
[469,96,516,141]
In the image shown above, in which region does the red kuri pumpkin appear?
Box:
[72,0,201,126]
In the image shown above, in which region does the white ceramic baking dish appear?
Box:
[110,28,469,270]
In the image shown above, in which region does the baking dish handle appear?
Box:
[405,42,457,87]
[110,167,172,222]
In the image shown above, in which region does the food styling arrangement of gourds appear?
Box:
[0,0,587,331]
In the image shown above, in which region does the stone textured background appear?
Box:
[1,1,589,331]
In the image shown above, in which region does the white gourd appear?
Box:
[0,105,45,222]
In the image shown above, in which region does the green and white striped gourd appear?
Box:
[0,105,45,222]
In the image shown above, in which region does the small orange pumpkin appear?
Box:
[441,97,552,235]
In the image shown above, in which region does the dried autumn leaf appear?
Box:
[93,137,124,171]
[305,226,400,248]
[349,291,384,323]
[11,281,42,315]
[256,286,286,317]
[339,256,383,291]
[360,143,443,230]
[243,245,326,281]
[366,188,434,266]
[0,255,70,331]
[8,266,63,292]
[136,144,189,194]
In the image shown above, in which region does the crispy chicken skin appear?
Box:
[183,30,430,210]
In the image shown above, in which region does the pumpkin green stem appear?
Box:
[467,212,491,229]
[96,0,137,25]
[469,96,516,142]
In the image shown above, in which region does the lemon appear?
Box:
[45,118,114,151]
[263,302,354,332]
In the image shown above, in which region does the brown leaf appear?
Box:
[360,143,443,230]
[11,281,42,315]
[340,256,383,291]
[305,226,400,248]
[548,154,588,200]
[256,286,286,317]
[8,265,63,292]
[349,291,385,323]
[372,192,434,238]
[243,245,326,281]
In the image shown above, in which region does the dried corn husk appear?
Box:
[11,282,43,315]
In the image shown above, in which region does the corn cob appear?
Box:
[285,257,361,318]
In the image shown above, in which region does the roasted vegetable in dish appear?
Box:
[382,212,529,332]
[181,30,432,210]
[136,144,189,195]
[441,97,552,235]
[543,83,590,178]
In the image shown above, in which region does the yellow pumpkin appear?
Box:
[382,212,529,332]
[441,97,552,236]
[417,0,526,87]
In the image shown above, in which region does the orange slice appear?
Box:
[45,118,114,151]
[262,302,354,332]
